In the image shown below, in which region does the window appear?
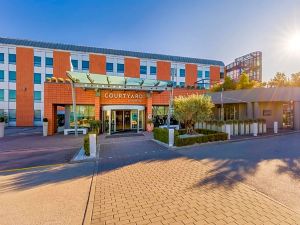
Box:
[34,56,41,67]
[0,53,4,64]
[150,66,156,75]
[82,60,89,70]
[205,71,210,78]
[34,91,41,102]
[0,109,4,117]
[71,59,78,70]
[9,90,16,102]
[33,73,41,84]
[46,73,53,79]
[171,68,176,76]
[9,54,16,64]
[106,63,113,72]
[0,89,4,101]
[9,71,16,83]
[0,70,4,82]
[180,82,185,87]
[140,65,147,75]
[117,63,124,73]
[197,70,203,78]
[34,110,42,121]
[45,57,53,68]
[8,109,16,122]
[179,69,185,77]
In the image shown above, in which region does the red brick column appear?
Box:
[146,93,153,120]
[44,103,57,135]
[94,95,101,120]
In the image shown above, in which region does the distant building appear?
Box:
[225,51,262,82]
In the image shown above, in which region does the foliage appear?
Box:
[83,134,90,156]
[268,72,289,87]
[89,120,101,134]
[153,128,179,144]
[173,94,214,134]
[290,72,300,87]
[43,118,48,122]
[210,76,237,92]
[0,116,4,123]
[147,118,153,124]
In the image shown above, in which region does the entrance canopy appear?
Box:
[67,71,172,92]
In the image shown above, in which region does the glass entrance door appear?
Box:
[116,110,123,131]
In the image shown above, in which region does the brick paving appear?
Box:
[91,139,300,225]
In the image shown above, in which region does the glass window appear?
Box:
[117,63,124,73]
[0,70,4,82]
[197,70,203,78]
[9,54,16,64]
[8,109,16,122]
[180,82,185,87]
[70,105,95,128]
[46,73,53,79]
[34,73,41,84]
[150,66,156,75]
[82,60,89,70]
[34,56,41,67]
[9,71,16,83]
[34,110,42,121]
[71,59,78,70]
[180,69,185,77]
[0,89,4,101]
[0,109,4,117]
[9,90,16,102]
[205,71,210,78]
[140,65,147,75]
[171,68,176,76]
[0,53,4,64]
[45,57,53,68]
[34,91,41,102]
[106,63,113,72]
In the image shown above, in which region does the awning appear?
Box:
[66,71,172,92]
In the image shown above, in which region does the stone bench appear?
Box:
[64,128,87,135]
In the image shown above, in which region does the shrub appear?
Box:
[43,118,48,122]
[89,120,101,134]
[153,128,169,144]
[83,134,90,156]
[257,118,266,123]
[0,116,4,123]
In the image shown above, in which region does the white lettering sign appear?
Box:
[104,93,145,99]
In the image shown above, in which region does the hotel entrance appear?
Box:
[102,105,145,135]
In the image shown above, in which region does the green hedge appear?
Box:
[83,134,90,156]
[154,128,227,147]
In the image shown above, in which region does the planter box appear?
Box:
[233,124,239,136]
[263,123,267,133]
[43,122,48,136]
[239,123,245,135]
[0,122,4,137]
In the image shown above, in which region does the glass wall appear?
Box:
[70,105,95,128]
[152,106,178,127]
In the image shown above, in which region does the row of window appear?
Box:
[0,70,53,83]
[0,109,42,122]
[0,89,41,102]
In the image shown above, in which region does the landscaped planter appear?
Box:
[0,121,5,138]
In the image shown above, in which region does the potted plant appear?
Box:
[0,116,5,138]
[147,119,154,132]
[43,118,48,136]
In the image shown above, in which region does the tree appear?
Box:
[290,72,300,87]
[268,72,289,87]
[236,72,252,89]
[210,76,236,92]
[173,94,214,134]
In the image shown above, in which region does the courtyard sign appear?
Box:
[104,93,145,99]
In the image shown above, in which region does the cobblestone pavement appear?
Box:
[91,139,300,225]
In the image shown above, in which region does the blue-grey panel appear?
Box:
[0,37,225,66]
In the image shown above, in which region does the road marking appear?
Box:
[0,163,65,173]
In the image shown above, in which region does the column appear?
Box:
[94,91,101,121]
[65,105,71,129]
[247,102,253,119]
[137,109,139,133]
[146,92,153,120]
[294,101,300,130]
[253,102,260,119]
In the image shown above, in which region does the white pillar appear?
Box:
[137,110,139,133]
[274,121,278,134]
[225,124,231,140]
[253,122,258,136]
[169,129,174,147]
[108,110,111,135]
[65,105,71,129]
[89,133,96,157]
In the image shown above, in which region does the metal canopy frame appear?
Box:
[67,71,173,92]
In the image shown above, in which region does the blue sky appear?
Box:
[1,0,300,81]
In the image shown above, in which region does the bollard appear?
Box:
[169,129,174,147]
[253,122,258,136]
[225,124,231,140]
[89,133,97,157]
[274,121,278,134]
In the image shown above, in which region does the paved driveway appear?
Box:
[91,136,300,225]
[0,134,83,171]
[177,133,300,214]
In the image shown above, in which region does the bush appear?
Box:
[89,120,101,134]
[83,134,90,156]
[0,116,4,123]
[153,128,169,144]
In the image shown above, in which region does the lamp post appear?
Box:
[167,67,176,129]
